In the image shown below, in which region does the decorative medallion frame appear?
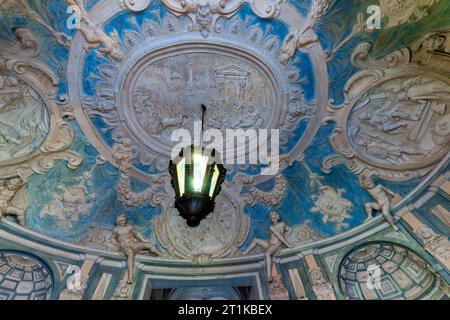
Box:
[324,36,450,182]
[0,29,81,180]
[66,0,329,186]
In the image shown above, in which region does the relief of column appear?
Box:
[402,212,450,270]
[305,255,336,300]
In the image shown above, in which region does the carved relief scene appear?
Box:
[0,0,448,303]
[131,53,272,139]
[348,76,449,168]
[0,71,49,162]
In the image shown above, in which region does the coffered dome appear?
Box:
[0,252,53,300]
[339,243,442,300]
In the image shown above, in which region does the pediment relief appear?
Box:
[214,64,250,77]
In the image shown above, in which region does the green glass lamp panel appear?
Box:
[176,157,186,196]
[193,152,209,193]
[209,165,220,197]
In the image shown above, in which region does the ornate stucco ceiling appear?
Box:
[0,0,449,300]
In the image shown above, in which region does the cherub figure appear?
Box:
[360,176,399,232]
[0,177,26,226]
[113,214,161,284]
[242,211,293,282]
[66,0,123,61]
[279,30,318,65]
[39,184,96,229]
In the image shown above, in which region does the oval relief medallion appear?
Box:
[120,41,282,159]
[0,71,50,163]
[155,193,249,260]
[72,13,321,174]
[347,75,449,170]
[128,51,274,143]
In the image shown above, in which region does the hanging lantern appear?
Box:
[169,105,227,227]
[169,146,227,227]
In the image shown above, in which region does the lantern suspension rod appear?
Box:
[200,104,206,147]
[201,104,206,133]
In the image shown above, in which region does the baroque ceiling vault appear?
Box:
[0,0,449,300]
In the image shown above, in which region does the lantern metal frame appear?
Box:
[169,104,227,227]
[169,143,227,228]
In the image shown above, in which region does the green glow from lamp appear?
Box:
[169,105,227,227]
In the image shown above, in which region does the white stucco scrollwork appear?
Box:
[160,0,286,37]
[121,0,153,12]
[0,29,81,180]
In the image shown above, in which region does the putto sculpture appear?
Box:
[113,214,161,283]
[0,177,26,226]
[242,211,293,282]
[360,176,399,232]
[66,0,124,60]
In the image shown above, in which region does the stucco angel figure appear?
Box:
[279,30,318,65]
[0,177,27,226]
[113,214,162,284]
[66,0,123,61]
[242,211,293,282]
[360,176,399,232]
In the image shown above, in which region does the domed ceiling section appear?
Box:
[340,243,441,300]
[0,251,53,300]
[0,0,448,268]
